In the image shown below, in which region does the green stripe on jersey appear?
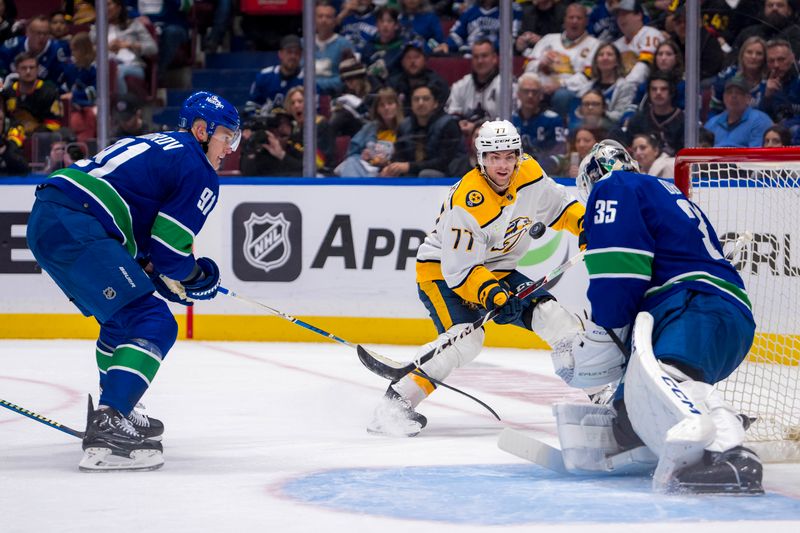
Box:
[151,212,195,256]
[95,346,113,374]
[107,344,162,386]
[645,272,752,310]
[585,248,653,280]
[50,168,137,257]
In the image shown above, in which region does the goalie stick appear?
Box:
[356,250,587,381]
[0,398,84,438]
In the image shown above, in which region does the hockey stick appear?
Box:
[356,250,587,381]
[218,286,501,420]
[0,398,84,438]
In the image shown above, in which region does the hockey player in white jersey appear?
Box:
[368,119,586,437]
[548,140,762,494]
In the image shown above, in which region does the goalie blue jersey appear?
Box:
[46,131,219,281]
[583,170,752,329]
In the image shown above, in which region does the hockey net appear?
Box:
[675,147,800,462]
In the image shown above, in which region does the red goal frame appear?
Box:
[674,147,800,197]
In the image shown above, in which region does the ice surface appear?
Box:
[2,340,799,533]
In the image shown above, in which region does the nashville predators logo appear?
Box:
[491,216,532,253]
[465,190,484,207]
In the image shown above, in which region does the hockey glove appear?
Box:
[149,272,193,306]
[483,283,523,325]
[183,257,221,300]
[550,322,627,389]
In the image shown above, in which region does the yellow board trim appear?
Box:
[0,313,551,349]
[748,333,800,366]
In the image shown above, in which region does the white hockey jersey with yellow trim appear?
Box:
[416,154,584,305]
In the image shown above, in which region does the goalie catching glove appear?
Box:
[551,322,628,389]
[150,257,221,304]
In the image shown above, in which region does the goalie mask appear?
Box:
[475,120,523,187]
[576,139,639,202]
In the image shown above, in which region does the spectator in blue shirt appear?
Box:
[245,34,303,118]
[511,72,567,175]
[399,0,444,46]
[705,76,773,148]
[315,0,354,96]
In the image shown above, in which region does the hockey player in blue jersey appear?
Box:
[26,91,240,471]
[549,139,762,494]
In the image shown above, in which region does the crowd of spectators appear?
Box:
[4,0,800,178]
[237,0,800,178]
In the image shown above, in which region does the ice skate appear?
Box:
[127,402,164,441]
[79,396,164,472]
[367,387,427,437]
[671,446,764,495]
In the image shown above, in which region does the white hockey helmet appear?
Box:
[475,119,523,176]
[576,139,639,202]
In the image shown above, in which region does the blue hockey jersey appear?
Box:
[0,37,70,86]
[583,171,752,329]
[245,65,304,117]
[46,131,219,281]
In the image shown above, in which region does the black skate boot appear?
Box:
[367,386,428,437]
[127,402,164,441]
[672,446,764,495]
[79,395,164,472]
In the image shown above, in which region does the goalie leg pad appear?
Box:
[554,402,620,473]
[626,312,717,490]
[392,323,485,408]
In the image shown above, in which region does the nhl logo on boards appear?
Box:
[233,203,302,282]
[103,287,116,300]
[243,212,291,273]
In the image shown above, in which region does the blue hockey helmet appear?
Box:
[576,139,639,202]
[178,91,241,150]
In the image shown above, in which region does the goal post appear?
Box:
[674,147,800,462]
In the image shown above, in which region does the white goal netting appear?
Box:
[678,153,800,461]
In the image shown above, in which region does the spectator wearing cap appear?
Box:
[240,107,303,177]
[315,0,354,96]
[710,36,767,117]
[245,34,304,118]
[610,0,662,85]
[329,57,379,138]
[704,76,773,148]
[383,84,464,177]
[338,0,378,57]
[434,0,521,56]
[0,93,27,177]
[0,14,70,87]
[112,94,150,140]
[522,3,599,117]
[446,37,507,136]
[759,39,800,122]
[398,0,444,46]
[362,6,407,81]
[512,73,567,176]
[388,39,449,114]
[515,0,567,55]
[624,70,684,156]
[735,0,800,59]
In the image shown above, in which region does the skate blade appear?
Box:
[79,447,164,472]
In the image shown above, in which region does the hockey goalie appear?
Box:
[547,140,763,494]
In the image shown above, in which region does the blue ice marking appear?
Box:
[281,464,800,525]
